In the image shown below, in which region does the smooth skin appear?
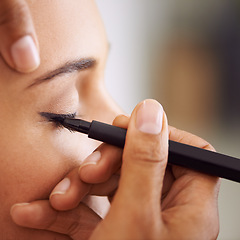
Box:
[11,100,220,240]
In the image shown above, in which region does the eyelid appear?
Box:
[39,112,77,122]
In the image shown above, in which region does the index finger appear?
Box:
[169,125,215,151]
[168,125,220,193]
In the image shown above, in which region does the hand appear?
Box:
[11,100,220,239]
[0,0,40,72]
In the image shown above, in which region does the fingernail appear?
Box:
[136,100,163,134]
[11,35,40,73]
[10,203,30,215]
[79,151,101,169]
[51,178,70,196]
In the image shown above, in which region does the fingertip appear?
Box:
[112,114,130,128]
[49,194,68,211]
[10,203,30,215]
[79,162,97,169]
[78,151,102,182]
[10,35,40,73]
[81,151,101,168]
[79,146,122,184]
[78,163,97,182]
[10,203,33,226]
[50,169,91,211]
[49,177,74,211]
[49,179,74,211]
[50,178,71,197]
[49,178,71,210]
[136,99,164,135]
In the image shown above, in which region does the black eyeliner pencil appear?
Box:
[61,118,240,183]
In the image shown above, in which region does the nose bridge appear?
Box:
[96,86,124,123]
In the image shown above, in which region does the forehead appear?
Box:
[28,0,107,70]
[0,0,107,90]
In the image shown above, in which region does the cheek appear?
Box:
[0,122,98,211]
[48,127,99,166]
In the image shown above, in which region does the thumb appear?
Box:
[90,100,168,239]
[0,0,40,72]
[113,99,168,213]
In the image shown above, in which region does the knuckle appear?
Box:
[66,221,81,236]
[126,137,168,163]
[45,211,81,237]
[0,2,29,29]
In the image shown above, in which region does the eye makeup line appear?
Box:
[40,113,240,183]
[40,112,77,128]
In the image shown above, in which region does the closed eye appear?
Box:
[39,112,77,127]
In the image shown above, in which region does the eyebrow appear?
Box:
[28,58,96,87]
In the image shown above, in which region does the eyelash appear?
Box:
[40,112,77,128]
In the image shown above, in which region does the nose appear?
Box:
[92,87,124,124]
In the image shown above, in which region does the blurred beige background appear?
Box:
[96,1,240,239]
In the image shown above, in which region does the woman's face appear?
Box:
[0,0,121,239]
